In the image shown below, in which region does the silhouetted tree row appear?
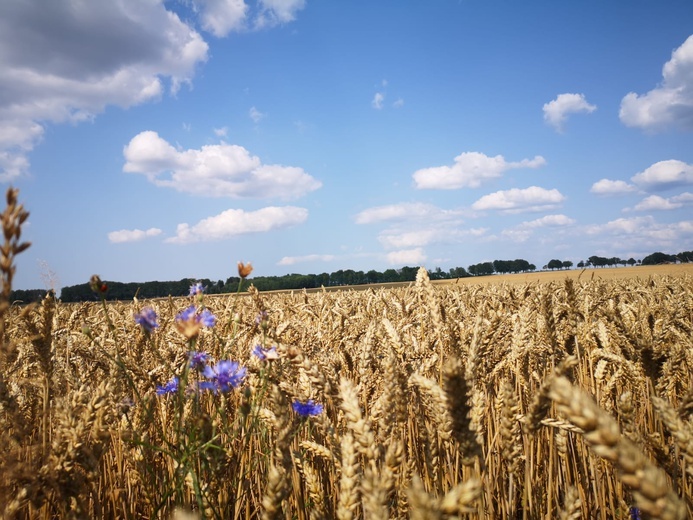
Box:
[29,249,693,303]
[543,259,573,270]
[9,288,49,304]
[468,259,536,276]
[58,266,470,302]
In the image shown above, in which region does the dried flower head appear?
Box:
[90,274,108,293]
[238,261,253,278]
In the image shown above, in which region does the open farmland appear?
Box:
[1,260,692,519]
[440,263,693,286]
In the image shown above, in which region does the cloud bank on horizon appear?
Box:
[1,0,692,289]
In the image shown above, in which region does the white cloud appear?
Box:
[0,0,209,180]
[521,214,576,228]
[214,126,228,137]
[166,206,308,244]
[196,0,248,37]
[472,186,565,213]
[672,192,693,204]
[372,92,384,110]
[249,106,266,123]
[413,152,546,190]
[501,214,574,242]
[590,179,637,196]
[393,98,405,108]
[255,0,306,28]
[108,227,162,243]
[620,35,693,131]
[123,131,321,199]
[354,202,465,225]
[386,248,427,266]
[628,192,693,212]
[277,254,335,266]
[631,160,693,191]
[543,93,597,132]
[585,216,693,250]
[631,195,682,211]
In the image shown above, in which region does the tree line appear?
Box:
[10,250,693,303]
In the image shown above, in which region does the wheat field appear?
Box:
[0,190,692,519]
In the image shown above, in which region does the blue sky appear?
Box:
[2,0,693,291]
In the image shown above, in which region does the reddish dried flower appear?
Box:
[237,261,253,278]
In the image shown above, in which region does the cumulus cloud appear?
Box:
[277,254,335,266]
[521,214,576,228]
[631,159,693,190]
[108,227,162,243]
[214,126,228,137]
[631,195,682,211]
[620,35,693,131]
[628,192,693,211]
[393,98,405,108]
[543,93,597,132]
[166,206,308,244]
[471,186,565,213]
[501,214,574,242]
[0,0,209,180]
[123,131,321,199]
[386,248,427,266]
[354,202,465,225]
[372,92,384,110]
[196,0,248,37]
[590,179,637,196]
[413,152,546,190]
[585,216,693,250]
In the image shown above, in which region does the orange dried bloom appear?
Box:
[237,261,253,278]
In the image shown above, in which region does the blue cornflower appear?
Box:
[198,309,216,328]
[156,376,179,396]
[175,305,217,339]
[134,307,159,333]
[292,399,323,417]
[252,344,279,361]
[201,360,247,393]
[629,507,641,520]
[188,351,209,370]
[189,282,206,296]
[176,305,197,322]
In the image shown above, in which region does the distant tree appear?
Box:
[677,251,693,262]
[10,288,49,303]
[398,266,419,281]
[562,260,573,269]
[627,258,636,266]
[547,259,563,270]
[382,269,399,283]
[528,264,536,271]
[641,252,676,265]
[577,261,585,268]
[588,255,608,268]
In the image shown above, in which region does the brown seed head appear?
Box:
[238,261,253,278]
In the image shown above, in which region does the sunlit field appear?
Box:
[1,190,692,520]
